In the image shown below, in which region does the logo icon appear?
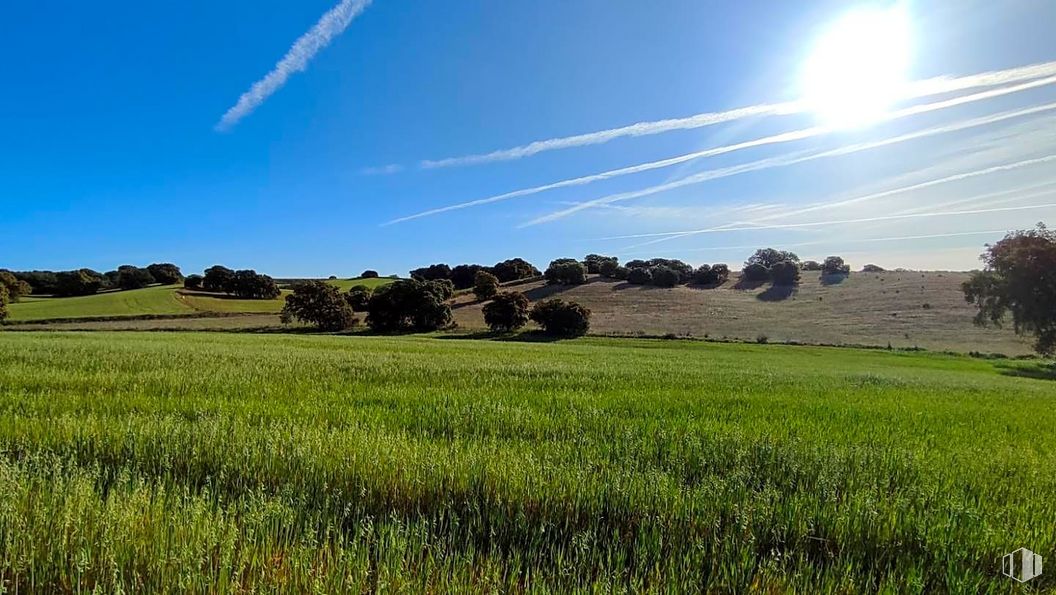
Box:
[1002,547,1043,583]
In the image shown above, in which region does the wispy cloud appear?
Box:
[215,0,373,132]
[360,163,404,176]
[419,61,1056,169]
[387,78,1056,226]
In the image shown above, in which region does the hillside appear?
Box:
[452,271,1033,355]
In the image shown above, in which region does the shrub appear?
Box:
[482,291,530,331]
[491,258,540,283]
[741,263,770,282]
[345,285,374,311]
[203,265,236,293]
[583,254,618,274]
[367,279,452,332]
[473,270,500,301]
[54,269,105,297]
[544,258,588,285]
[360,270,379,279]
[281,281,357,331]
[746,248,800,269]
[647,259,693,283]
[650,265,680,288]
[627,267,652,285]
[862,264,885,273]
[529,299,591,337]
[822,256,851,275]
[770,260,801,286]
[147,263,183,285]
[450,264,487,290]
[801,260,822,271]
[115,265,156,290]
[409,263,451,282]
[184,275,204,290]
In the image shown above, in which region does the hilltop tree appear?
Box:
[583,254,618,274]
[770,260,801,286]
[346,285,374,312]
[147,263,183,285]
[361,270,379,279]
[530,299,591,337]
[483,291,530,332]
[0,284,8,321]
[367,279,452,332]
[627,267,652,285]
[747,248,800,269]
[54,269,105,297]
[692,264,730,286]
[545,259,588,285]
[473,270,500,301]
[741,263,770,282]
[650,265,680,288]
[450,264,487,290]
[281,281,357,331]
[203,265,236,293]
[409,263,451,282]
[0,271,32,301]
[822,256,851,275]
[599,259,623,279]
[12,271,58,295]
[184,274,204,290]
[862,264,885,273]
[963,224,1056,355]
[647,259,694,284]
[115,265,156,290]
[491,258,540,283]
[801,260,822,271]
[231,270,281,299]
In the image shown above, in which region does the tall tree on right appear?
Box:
[963,224,1056,355]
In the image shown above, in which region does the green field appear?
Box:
[0,331,1053,592]
[326,276,397,291]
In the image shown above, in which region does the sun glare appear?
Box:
[801,5,912,128]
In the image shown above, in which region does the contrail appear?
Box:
[522,93,1056,227]
[420,60,1056,168]
[216,0,372,131]
[388,76,1056,226]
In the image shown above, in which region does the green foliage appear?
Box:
[345,285,374,312]
[482,291,530,331]
[281,281,357,331]
[862,264,886,273]
[626,267,652,285]
[491,258,540,283]
[529,299,591,336]
[360,270,380,279]
[146,263,183,285]
[800,260,822,271]
[741,263,770,282]
[583,254,618,274]
[409,263,451,282]
[54,269,105,297]
[230,270,281,300]
[367,279,452,332]
[450,264,487,290]
[115,265,156,290]
[0,270,32,301]
[428,279,455,301]
[473,270,500,301]
[183,274,203,290]
[963,224,1056,355]
[11,271,59,295]
[0,284,7,321]
[822,256,851,275]
[598,259,623,279]
[770,260,801,286]
[202,265,235,293]
[747,248,800,269]
[649,265,680,288]
[544,258,588,286]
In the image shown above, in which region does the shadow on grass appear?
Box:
[757,284,796,302]
[998,361,1056,381]
[734,277,767,291]
[820,273,849,286]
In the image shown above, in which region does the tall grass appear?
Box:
[0,332,1053,592]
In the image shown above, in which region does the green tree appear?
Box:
[529,299,591,337]
[147,263,183,285]
[116,265,156,290]
[367,280,452,332]
[822,256,850,275]
[770,261,801,286]
[281,281,357,331]
[0,284,8,321]
[491,258,540,283]
[473,270,500,301]
[544,258,588,285]
[203,266,236,293]
[345,285,374,312]
[483,291,530,332]
[747,248,800,269]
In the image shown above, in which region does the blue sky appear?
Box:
[2,0,1055,276]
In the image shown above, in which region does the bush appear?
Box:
[115,265,156,290]
[530,299,591,337]
[184,275,204,290]
[544,258,588,285]
[741,263,770,282]
[770,260,801,286]
[491,258,540,283]
[450,264,487,290]
[627,267,652,285]
[281,281,357,331]
[360,270,380,279]
[367,279,452,332]
[147,263,183,285]
[583,254,618,274]
[800,260,822,271]
[647,259,693,283]
[650,265,680,287]
[409,263,451,282]
[345,285,373,311]
[862,264,885,273]
[482,291,530,332]
[747,248,800,269]
[203,265,235,293]
[822,256,851,275]
[54,269,105,297]
[473,270,500,301]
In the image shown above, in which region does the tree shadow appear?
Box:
[997,362,1056,381]
[734,277,767,291]
[757,284,796,302]
[613,282,663,291]
[820,273,849,286]
[687,281,724,290]
[522,283,576,301]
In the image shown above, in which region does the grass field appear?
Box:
[0,331,1053,592]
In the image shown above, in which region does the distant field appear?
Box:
[453,271,1033,354]
[0,331,1053,591]
[326,276,397,291]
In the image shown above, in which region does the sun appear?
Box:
[801,5,912,128]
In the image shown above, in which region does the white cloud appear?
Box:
[216,0,372,131]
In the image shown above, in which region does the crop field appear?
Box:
[0,331,1053,592]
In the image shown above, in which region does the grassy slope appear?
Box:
[327,276,396,291]
[0,332,1053,592]
[453,271,1033,354]
[6,285,192,321]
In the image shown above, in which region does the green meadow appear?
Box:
[0,331,1053,592]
